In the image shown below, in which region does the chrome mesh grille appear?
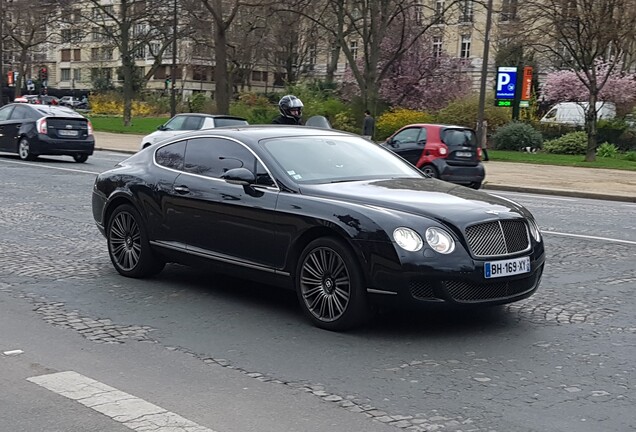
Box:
[465,220,530,257]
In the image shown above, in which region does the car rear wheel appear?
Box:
[296,237,370,331]
[421,165,438,178]
[107,204,165,278]
[468,181,482,190]
[18,138,37,161]
[73,154,88,163]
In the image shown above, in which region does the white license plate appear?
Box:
[59,130,78,137]
[484,256,530,279]
[456,151,472,157]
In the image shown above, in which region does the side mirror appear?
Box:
[221,167,256,186]
[157,124,167,131]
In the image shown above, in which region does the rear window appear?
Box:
[441,129,477,147]
[214,118,249,127]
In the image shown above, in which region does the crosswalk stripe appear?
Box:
[28,371,217,432]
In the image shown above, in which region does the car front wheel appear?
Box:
[18,138,37,161]
[73,154,88,163]
[296,237,370,331]
[107,204,165,278]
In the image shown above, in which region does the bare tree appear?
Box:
[5,0,59,97]
[55,0,180,126]
[283,0,467,113]
[525,0,636,161]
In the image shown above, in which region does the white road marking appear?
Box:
[3,349,24,356]
[543,230,636,245]
[28,371,217,432]
[0,158,99,175]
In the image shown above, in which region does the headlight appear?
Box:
[528,218,542,242]
[425,227,455,254]
[393,227,423,252]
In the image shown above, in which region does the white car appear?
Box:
[140,114,249,149]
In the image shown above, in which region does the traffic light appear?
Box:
[41,67,48,81]
[164,75,171,90]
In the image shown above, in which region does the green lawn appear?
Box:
[488,150,636,171]
[88,116,168,135]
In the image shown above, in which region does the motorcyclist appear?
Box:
[272,95,304,125]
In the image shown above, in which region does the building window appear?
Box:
[91,68,112,81]
[61,49,71,62]
[73,69,81,82]
[435,0,445,23]
[61,29,82,43]
[500,0,518,21]
[133,46,145,59]
[74,49,81,61]
[192,66,206,81]
[103,48,113,60]
[349,40,358,60]
[415,2,423,24]
[459,0,473,23]
[433,36,443,58]
[92,27,102,42]
[460,34,471,58]
[61,69,71,81]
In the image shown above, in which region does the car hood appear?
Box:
[298,178,527,225]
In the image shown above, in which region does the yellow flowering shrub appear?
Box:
[89,93,153,116]
[376,108,433,140]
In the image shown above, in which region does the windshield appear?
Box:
[262,136,422,184]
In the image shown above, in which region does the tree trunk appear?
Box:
[326,43,340,84]
[584,93,598,162]
[214,25,230,114]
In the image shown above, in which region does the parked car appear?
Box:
[539,102,616,126]
[139,113,249,149]
[383,124,485,189]
[0,103,94,162]
[93,126,545,330]
[37,95,60,106]
[59,96,86,108]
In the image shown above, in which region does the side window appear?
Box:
[417,128,427,144]
[394,127,421,143]
[155,141,186,170]
[9,105,29,120]
[0,105,14,121]
[164,116,187,130]
[184,137,256,179]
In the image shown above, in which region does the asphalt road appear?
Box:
[1,151,634,432]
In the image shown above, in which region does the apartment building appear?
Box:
[3,0,522,97]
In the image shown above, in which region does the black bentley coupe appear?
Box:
[92,126,545,330]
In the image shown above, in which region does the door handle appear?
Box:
[173,185,190,194]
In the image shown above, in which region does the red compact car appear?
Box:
[383,123,485,189]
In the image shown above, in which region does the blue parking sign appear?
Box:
[496,67,517,99]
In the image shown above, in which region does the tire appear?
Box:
[468,181,482,190]
[18,138,37,161]
[296,237,370,331]
[107,204,165,278]
[73,154,88,163]
[421,165,438,179]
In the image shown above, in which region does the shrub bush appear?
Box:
[188,93,207,113]
[376,108,432,141]
[534,122,581,141]
[230,93,278,124]
[89,92,153,116]
[597,118,629,144]
[332,110,359,133]
[542,131,588,155]
[623,151,636,162]
[493,122,543,151]
[433,95,511,132]
[596,142,619,158]
[616,128,636,152]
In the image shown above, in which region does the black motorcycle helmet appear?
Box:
[278,95,304,119]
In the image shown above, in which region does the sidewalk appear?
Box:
[94,131,636,203]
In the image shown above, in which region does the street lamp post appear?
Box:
[170,0,177,117]
[476,0,494,160]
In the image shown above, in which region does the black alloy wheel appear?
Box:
[421,165,439,178]
[18,138,37,161]
[296,237,370,331]
[73,154,89,163]
[107,204,165,278]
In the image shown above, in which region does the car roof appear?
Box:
[159,125,355,144]
[7,103,85,118]
[173,113,247,120]
[399,123,473,130]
